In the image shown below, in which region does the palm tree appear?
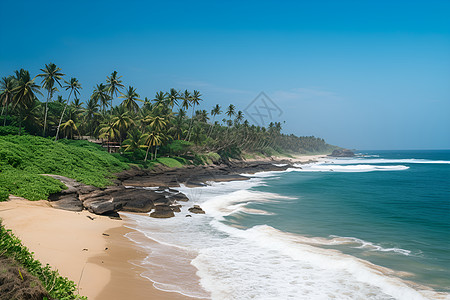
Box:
[91,83,110,112]
[142,131,163,161]
[186,90,202,141]
[112,110,134,142]
[119,86,141,113]
[235,110,244,125]
[122,129,146,153]
[37,63,65,136]
[99,120,119,153]
[207,104,221,137]
[12,69,42,135]
[0,76,16,126]
[61,119,79,139]
[166,88,179,109]
[146,116,167,132]
[56,77,81,141]
[83,98,101,136]
[181,90,191,112]
[106,71,125,114]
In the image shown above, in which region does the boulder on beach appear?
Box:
[149,205,175,218]
[188,205,205,214]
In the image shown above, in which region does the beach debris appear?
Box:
[188,205,205,214]
[86,215,95,220]
[186,214,192,217]
[82,248,88,251]
[102,233,110,236]
[105,247,108,250]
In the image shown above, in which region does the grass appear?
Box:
[156,157,184,168]
[0,135,129,201]
[0,221,86,299]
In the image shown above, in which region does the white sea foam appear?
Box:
[327,158,450,165]
[122,161,449,300]
[291,163,410,172]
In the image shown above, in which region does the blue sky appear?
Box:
[1,0,449,149]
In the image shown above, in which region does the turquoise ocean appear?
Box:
[124,150,450,299]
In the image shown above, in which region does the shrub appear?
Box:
[0,221,86,299]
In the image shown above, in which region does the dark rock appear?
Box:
[186,214,192,217]
[188,205,205,214]
[49,194,83,212]
[149,205,175,218]
[84,200,123,215]
[329,149,355,157]
[170,205,182,212]
[166,192,189,202]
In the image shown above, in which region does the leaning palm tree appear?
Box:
[37,63,65,136]
[55,77,81,141]
[181,90,191,113]
[186,90,202,141]
[166,88,179,109]
[207,104,222,137]
[122,129,146,153]
[106,71,125,114]
[119,86,141,113]
[12,69,42,135]
[0,76,17,126]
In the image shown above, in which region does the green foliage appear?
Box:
[0,221,87,299]
[0,188,8,201]
[0,135,129,200]
[0,169,65,200]
[156,157,184,168]
[160,140,192,156]
[0,126,26,136]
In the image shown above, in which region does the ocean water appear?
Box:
[123,150,450,300]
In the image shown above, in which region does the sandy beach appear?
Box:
[0,198,188,299]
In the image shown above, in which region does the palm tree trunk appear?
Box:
[186,105,196,141]
[154,146,158,160]
[18,110,22,136]
[43,90,51,137]
[144,144,151,162]
[55,90,73,141]
[3,104,8,126]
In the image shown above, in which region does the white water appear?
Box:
[122,165,449,300]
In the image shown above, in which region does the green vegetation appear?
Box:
[0,221,86,299]
[1,65,336,166]
[0,135,128,201]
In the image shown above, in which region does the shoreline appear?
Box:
[0,154,327,299]
[0,199,190,299]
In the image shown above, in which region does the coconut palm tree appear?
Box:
[56,77,82,140]
[181,90,191,112]
[166,88,179,109]
[83,98,101,136]
[122,129,146,153]
[119,86,141,113]
[186,90,202,141]
[91,83,110,112]
[142,131,164,161]
[12,69,42,135]
[235,110,244,125]
[111,110,134,142]
[99,120,119,153]
[106,71,125,114]
[37,63,65,136]
[0,76,16,126]
[61,119,79,139]
[207,104,221,137]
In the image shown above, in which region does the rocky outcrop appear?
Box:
[329,149,355,157]
[188,205,205,214]
[46,159,302,219]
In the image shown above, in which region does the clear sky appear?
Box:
[1,0,449,150]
